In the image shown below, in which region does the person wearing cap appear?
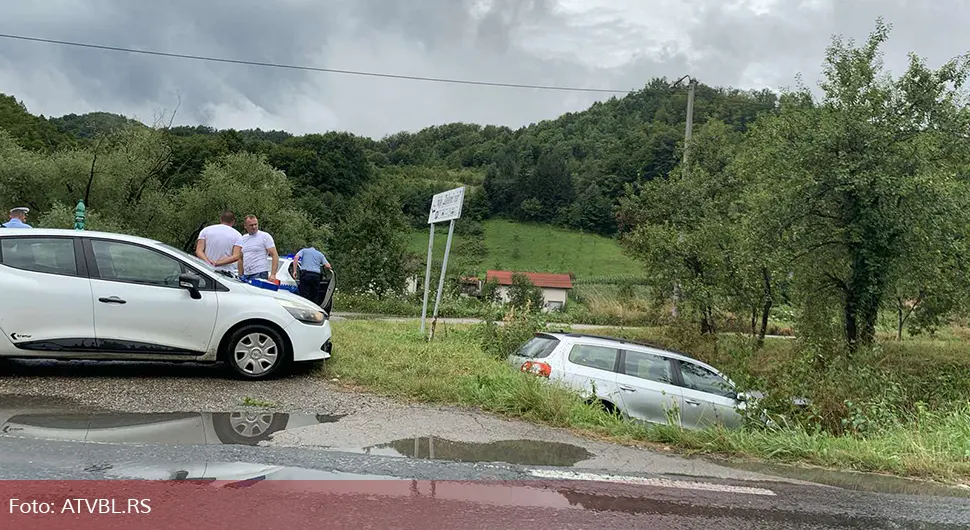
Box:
[2,207,31,228]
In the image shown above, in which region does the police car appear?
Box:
[266,254,335,314]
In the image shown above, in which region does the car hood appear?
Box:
[234,281,319,308]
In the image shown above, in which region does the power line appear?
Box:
[0,33,632,95]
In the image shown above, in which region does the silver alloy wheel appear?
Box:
[228,411,274,438]
[233,332,280,376]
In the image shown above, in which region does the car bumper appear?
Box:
[285,319,332,362]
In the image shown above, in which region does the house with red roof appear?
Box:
[484,270,573,311]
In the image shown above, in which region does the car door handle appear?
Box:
[98,296,126,305]
[685,399,701,406]
[619,385,636,392]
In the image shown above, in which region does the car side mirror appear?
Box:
[179,273,202,299]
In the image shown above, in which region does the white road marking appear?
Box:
[527,469,777,496]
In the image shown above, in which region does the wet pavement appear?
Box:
[0,364,969,528]
[0,436,968,529]
[714,459,970,498]
[1,391,969,499]
[367,437,594,467]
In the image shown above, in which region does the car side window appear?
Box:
[91,240,187,288]
[678,361,736,398]
[567,344,618,372]
[0,237,78,276]
[621,350,675,385]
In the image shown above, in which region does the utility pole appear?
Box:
[682,77,697,169]
[670,75,697,319]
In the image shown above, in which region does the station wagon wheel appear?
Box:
[224,324,287,380]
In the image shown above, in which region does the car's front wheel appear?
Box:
[224,324,288,380]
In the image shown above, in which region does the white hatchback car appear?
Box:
[510,332,748,430]
[0,228,332,380]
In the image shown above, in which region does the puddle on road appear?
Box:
[712,458,970,498]
[353,437,594,467]
[0,396,344,446]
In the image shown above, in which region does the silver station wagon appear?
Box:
[509,332,750,430]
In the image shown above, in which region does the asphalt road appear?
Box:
[0,437,968,529]
[0,357,967,529]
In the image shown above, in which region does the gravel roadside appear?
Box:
[0,358,387,414]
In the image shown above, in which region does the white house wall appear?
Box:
[493,286,568,311]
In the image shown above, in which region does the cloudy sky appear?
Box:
[0,0,967,139]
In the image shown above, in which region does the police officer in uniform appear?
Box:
[291,244,332,308]
[2,207,31,228]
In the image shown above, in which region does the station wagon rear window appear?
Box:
[567,344,619,371]
[515,335,559,359]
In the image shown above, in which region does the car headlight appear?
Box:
[277,299,326,325]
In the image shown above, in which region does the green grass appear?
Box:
[240,396,277,408]
[322,320,970,483]
[408,219,643,277]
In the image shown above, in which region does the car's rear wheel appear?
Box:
[224,325,288,380]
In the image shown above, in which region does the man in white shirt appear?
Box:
[195,211,242,273]
[233,214,279,282]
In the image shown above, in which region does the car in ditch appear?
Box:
[0,228,333,380]
[509,332,774,430]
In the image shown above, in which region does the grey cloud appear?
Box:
[685,0,970,92]
[0,0,967,138]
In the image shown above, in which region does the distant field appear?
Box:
[408,219,643,277]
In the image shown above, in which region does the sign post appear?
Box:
[420,186,465,337]
[419,223,435,334]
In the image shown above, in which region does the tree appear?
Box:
[331,183,412,299]
[734,19,970,350]
[883,185,970,340]
[269,132,375,197]
[618,119,753,334]
[170,152,330,253]
[0,123,178,239]
[0,94,76,152]
[506,273,545,312]
[567,183,616,234]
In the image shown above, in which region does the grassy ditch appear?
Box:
[320,320,970,483]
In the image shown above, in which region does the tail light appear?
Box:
[520,361,552,378]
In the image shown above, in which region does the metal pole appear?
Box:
[673,78,696,319]
[429,219,455,338]
[420,223,436,333]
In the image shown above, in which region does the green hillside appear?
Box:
[408,219,642,278]
[50,111,146,139]
[0,94,76,152]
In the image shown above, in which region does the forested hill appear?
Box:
[0,77,777,235]
[0,94,76,152]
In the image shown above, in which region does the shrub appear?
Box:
[507,273,545,311]
[479,303,547,360]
